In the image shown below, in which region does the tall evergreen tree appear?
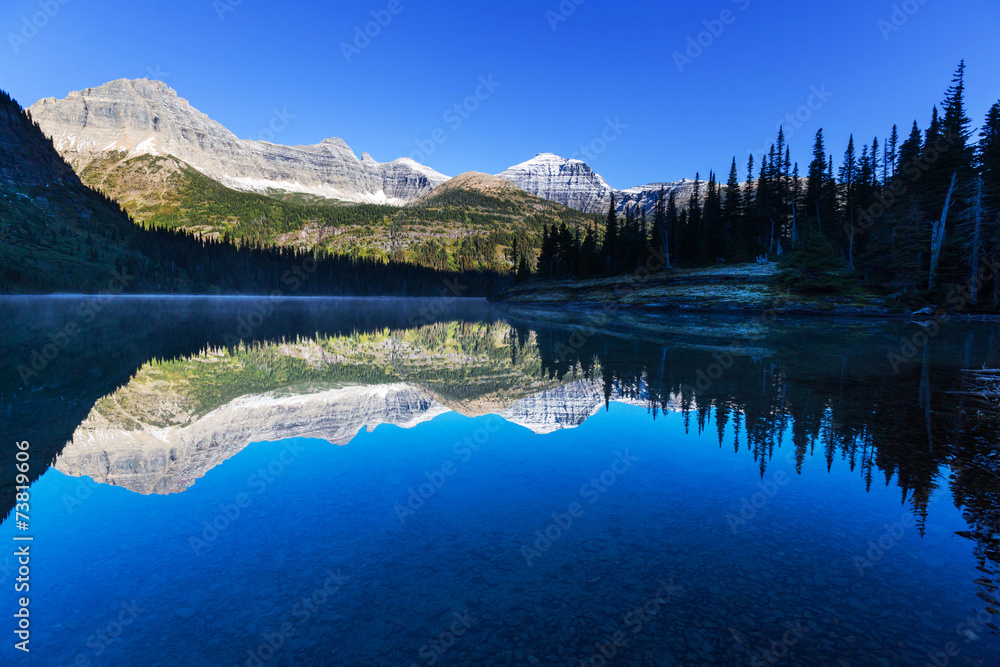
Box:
[887,124,900,184]
[687,173,703,262]
[666,189,679,266]
[839,135,858,268]
[723,158,742,255]
[805,130,829,235]
[602,194,619,271]
[977,101,1000,308]
[579,223,600,277]
[940,61,975,183]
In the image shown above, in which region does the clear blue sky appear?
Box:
[2,0,999,188]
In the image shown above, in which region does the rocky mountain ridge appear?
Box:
[28,78,450,205]
[54,379,656,495]
[27,79,710,216]
[496,152,708,215]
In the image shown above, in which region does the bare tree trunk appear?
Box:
[970,177,983,305]
[928,170,958,291]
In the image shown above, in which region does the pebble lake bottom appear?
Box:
[1,403,995,666]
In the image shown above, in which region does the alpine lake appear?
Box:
[0,296,998,666]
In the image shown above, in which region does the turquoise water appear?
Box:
[1,404,992,665]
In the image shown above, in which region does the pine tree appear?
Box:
[743,154,756,253]
[790,161,801,247]
[723,158,742,255]
[980,102,1000,213]
[887,124,900,183]
[977,101,1000,308]
[666,189,679,266]
[649,186,669,268]
[704,171,724,259]
[579,224,600,277]
[538,224,556,278]
[602,194,618,272]
[687,173,703,263]
[940,61,975,183]
[805,130,828,235]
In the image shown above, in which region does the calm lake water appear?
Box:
[0,296,998,666]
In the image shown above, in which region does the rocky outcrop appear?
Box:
[55,384,450,495]
[497,153,710,214]
[414,171,525,204]
[54,378,661,495]
[28,78,449,205]
[498,379,607,433]
[497,153,615,214]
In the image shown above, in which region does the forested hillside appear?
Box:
[73,155,602,274]
[528,62,1000,313]
[0,89,498,296]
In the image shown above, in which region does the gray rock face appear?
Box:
[55,384,450,495]
[496,153,616,214]
[27,78,449,204]
[498,379,607,434]
[53,379,667,496]
[497,153,709,214]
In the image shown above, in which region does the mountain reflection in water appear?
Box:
[0,296,997,665]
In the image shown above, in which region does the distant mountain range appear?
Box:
[27,78,450,205]
[499,152,701,215]
[0,87,501,294]
[28,78,703,215]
